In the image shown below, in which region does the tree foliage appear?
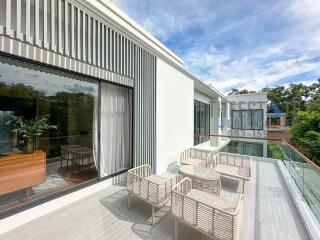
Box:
[291,108,320,164]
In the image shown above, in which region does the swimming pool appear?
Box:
[220,140,264,157]
[220,139,286,160]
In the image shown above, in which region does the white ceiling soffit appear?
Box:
[194,79,228,102]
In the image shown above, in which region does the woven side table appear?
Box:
[179,165,221,196]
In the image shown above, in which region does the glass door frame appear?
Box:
[0,52,134,219]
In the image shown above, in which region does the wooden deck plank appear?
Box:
[0,159,309,240]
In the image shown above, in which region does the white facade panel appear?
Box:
[156,58,194,174]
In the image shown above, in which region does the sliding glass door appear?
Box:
[194,100,210,145]
[0,57,133,215]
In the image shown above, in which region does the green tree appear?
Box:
[308,78,320,100]
[291,110,320,164]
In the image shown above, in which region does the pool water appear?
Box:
[220,140,286,160]
[220,140,264,157]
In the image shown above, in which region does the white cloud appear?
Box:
[107,0,217,42]
[108,0,320,92]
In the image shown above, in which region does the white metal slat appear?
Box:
[88,16,91,64]
[82,12,86,62]
[16,0,24,40]
[43,0,49,49]
[58,0,63,54]
[97,22,101,67]
[64,1,69,56]
[6,0,14,37]
[127,40,131,77]
[111,30,114,71]
[71,4,75,58]
[51,0,56,51]
[106,27,109,70]
[92,19,96,65]
[125,39,128,76]
[26,0,33,43]
[120,35,123,75]
[77,8,81,60]
[35,0,42,46]
[115,32,118,73]
[101,24,105,68]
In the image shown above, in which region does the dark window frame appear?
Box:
[194,100,210,145]
[231,109,263,130]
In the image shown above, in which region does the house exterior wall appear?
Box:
[156,58,194,173]
[227,92,268,138]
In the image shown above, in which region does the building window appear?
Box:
[0,57,132,215]
[194,100,210,145]
[232,109,263,130]
[241,110,252,130]
[232,110,241,129]
[252,109,263,130]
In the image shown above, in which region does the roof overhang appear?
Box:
[194,79,229,102]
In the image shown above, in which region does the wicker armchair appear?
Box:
[212,152,252,193]
[180,148,216,168]
[127,165,181,225]
[171,178,244,240]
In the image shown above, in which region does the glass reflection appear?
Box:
[0,60,98,212]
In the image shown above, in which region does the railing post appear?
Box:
[195,202,199,227]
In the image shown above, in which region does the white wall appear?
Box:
[156,58,194,174]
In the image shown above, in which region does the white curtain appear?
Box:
[100,83,132,177]
[252,110,263,130]
[92,93,99,168]
[232,111,241,129]
[241,111,252,129]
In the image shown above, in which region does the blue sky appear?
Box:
[108,0,320,93]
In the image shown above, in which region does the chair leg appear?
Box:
[152,206,155,225]
[175,219,178,240]
[127,192,130,209]
[242,180,245,194]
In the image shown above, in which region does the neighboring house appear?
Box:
[0,0,267,222]
[227,92,268,138]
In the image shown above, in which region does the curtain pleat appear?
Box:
[100,83,131,177]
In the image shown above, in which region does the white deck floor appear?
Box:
[0,159,309,240]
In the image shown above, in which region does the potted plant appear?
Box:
[6,115,57,153]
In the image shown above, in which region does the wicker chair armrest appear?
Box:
[128,164,152,178]
[172,177,192,195]
[180,149,191,163]
[150,174,181,186]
